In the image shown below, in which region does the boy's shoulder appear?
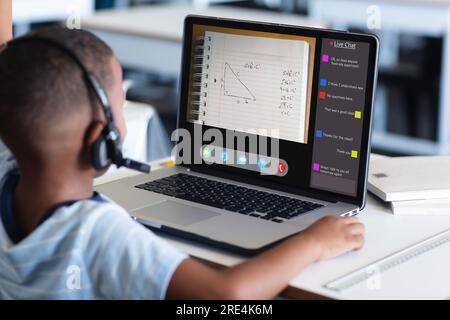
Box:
[0,147,137,240]
[62,192,135,234]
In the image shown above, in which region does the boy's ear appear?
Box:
[85,121,105,146]
[83,121,106,167]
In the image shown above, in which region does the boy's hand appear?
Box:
[302,216,365,261]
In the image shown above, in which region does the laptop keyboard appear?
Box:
[135,173,324,223]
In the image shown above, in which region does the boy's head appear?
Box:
[0,27,126,175]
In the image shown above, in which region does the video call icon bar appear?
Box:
[201,145,288,176]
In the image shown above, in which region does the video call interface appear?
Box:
[187,24,370,197]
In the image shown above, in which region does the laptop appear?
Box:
[96,16,379,254]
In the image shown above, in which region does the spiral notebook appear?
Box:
[188,31,311,143]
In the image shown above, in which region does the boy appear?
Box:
[0,11,364,299]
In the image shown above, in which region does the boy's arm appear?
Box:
[167,216,364,299]
[0,0,13,44]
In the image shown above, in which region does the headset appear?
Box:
[7,35,151,174]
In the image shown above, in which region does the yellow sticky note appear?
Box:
[166,160,176,167]
[351,150,358,158]
[354,111,361,119]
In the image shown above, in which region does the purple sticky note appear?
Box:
[313,163,320,172]
[322,54,329,62]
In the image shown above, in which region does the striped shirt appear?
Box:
[0,149,187,299]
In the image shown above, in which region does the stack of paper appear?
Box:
[368,157,450,214]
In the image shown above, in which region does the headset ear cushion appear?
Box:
[91,136,110,171]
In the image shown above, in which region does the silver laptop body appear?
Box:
[96,16,378,254]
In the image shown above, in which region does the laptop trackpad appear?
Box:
[133,200,220,226]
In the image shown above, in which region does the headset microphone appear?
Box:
[121,158,151,173]
[86,74,151,174]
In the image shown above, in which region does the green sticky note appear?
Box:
[202,146,212,159]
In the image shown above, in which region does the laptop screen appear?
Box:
[179,17,378,205]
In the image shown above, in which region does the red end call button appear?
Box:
[277,160,288,176]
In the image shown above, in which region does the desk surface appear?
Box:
[95,156,450,300]
[82,4,325,42]
[162,196,450,300]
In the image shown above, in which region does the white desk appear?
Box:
[160,192,450,300]
[81,3,325,76]
[95,154,450,300]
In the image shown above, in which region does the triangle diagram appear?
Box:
[223,62,256,101]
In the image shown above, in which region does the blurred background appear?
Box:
[10,0,450,156]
